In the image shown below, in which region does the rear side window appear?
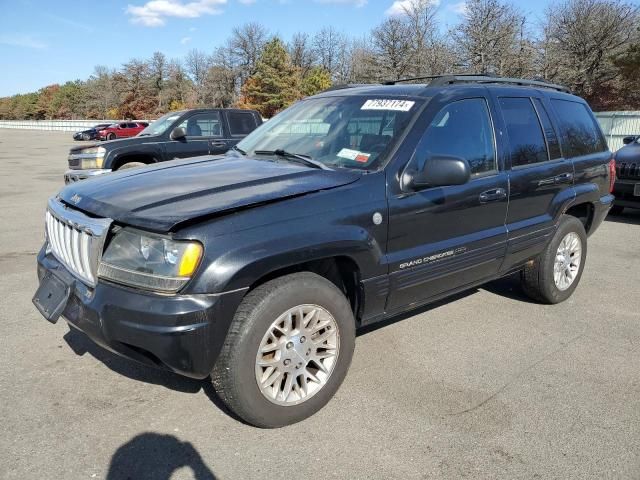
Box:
[179,112,222,137]
[551,99,606,158]
[533,99,562,160]
[228,112,257,136]
[499,97,548,168]
[420,98,496,176]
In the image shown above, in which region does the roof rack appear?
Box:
[385,74,570,93]
[321,84,372,92]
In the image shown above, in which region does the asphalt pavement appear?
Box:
[1,129,639,479]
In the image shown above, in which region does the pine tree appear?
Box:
[238,38,301,118]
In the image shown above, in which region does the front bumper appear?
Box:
[36,248,247,379]
[64,168,112,184]
[613,180,640,209]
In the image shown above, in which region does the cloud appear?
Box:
[126,0,227,27]
[314,0,367,7]
[448,1,466,15]
[0,34,47,49]
[180,36,191,44]
[386,0,439,16]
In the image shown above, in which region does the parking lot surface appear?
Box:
[1,129,639,479]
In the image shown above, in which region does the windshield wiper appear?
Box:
[232,145,247,155]
[253,149,330,170]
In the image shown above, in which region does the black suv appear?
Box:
[34,76,614,428]
[64,108,262,183]
[611,135,640,214]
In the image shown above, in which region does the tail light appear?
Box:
[609,158,616,193]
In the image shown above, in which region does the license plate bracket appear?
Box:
[32,272,73,324]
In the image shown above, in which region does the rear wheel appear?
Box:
[609,205,624,215]
[82,133,90,141]
[107,133,116,140]
[211,272,355,428]
[521,215,587,304]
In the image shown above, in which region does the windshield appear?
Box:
[236,96,423,170]
[139,111,183,136]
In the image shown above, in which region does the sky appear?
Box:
[0,0,555,97]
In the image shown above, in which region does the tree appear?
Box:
[301,66,332,96]
[454,0,528,76]
[150,51,167,112]
[185,49,212,106]
[230,22,269,84]
[238,38,301,118]
[371,17,413,80]
[288,32,317,76]
[541,0,639,107]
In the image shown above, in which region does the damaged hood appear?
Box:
[59,155,360,231]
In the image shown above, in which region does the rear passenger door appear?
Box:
[494,94,575,272]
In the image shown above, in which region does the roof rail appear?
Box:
[385,74,571,93]
[321,84,372,92]
[383,74,483,85]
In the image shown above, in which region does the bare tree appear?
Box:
[453,0,527,75]
[149,51,167,112]
[288,32,317,76]
[370,18,413,81]
[541,0,639,102]
[229,22,269,84]
[313,27,351,81]
[185,49,212,105]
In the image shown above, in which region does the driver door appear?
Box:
[165,112,225,160]
[386,96,509,312]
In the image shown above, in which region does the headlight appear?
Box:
[69,146,106,169]
[98,229,203,293]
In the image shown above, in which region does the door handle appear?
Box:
[554,172,574,184]
[479,188,507,203]
[537,177,555,187]
[210,141,227,148]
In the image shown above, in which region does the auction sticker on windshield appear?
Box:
[361,99,415,111]
[338,148,371,162]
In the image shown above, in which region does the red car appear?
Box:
[99,122,149,141]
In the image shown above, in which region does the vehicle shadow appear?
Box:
[605,210,640,225]
[107,432,217,480]
[63,328,248,424]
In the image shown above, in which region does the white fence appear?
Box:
[0,120,134,132]
[594,112,640,152]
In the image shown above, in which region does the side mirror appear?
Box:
[622,136,638,145]
[404,154,471,190]
[170,127,186,140]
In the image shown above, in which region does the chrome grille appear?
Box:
[616,162,640,179]
[45,197,112,286]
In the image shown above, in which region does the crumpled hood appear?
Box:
[59,155,360,231]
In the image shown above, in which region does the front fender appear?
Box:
[191,224,385,294]
[105,144,163,169]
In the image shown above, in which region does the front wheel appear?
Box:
[107,133,116,140]
[521,215,587,304]
[211,272,355,428]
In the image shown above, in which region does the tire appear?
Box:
[107,133,116,140]
[521,215,587,304]
[82,133,90,141]
[609,205,624,215]
[118,162,146,170]
[211,272,356,428]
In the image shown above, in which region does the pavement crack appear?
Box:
[447,332,587,416]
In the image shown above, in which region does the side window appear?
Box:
[119,123,127,129]
[499,97,548,168]
[419,98,496,176]
[533,99,562,160]
[551,99,607,158]
[228,112,257,136]
[179,112,222,137]
[127,123,137,129]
